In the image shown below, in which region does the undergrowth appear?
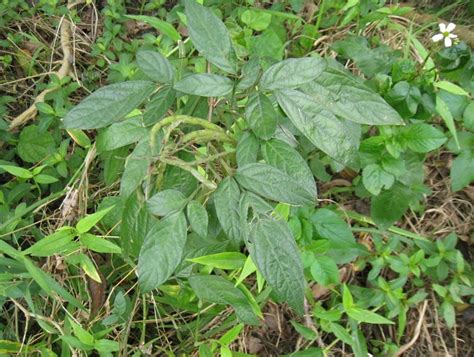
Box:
[0,1,473,356]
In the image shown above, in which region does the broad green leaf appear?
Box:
[186,200,208,237]
[290,320,317,340]
[76,206,115,234]
[79,253,101,283]
[241,9,272,31]
[463,102,474,131]
[347,307,394,324]
[96,116,147,152]
[342,285,354,310]
[310,256,339,287]
[434,81,469,96]
[249,217,305,314]
[371,184,412,229]
[80,233,122,254]
[245,93,277,139]
[34,174,58,184]
[120,139,151,198]
[236,163,315,206]
[136,50,174,83]
[68,317,95,346]
[184,0,237,74]
[213,177,242,244]
[23,228,76,256]
[94,339,120,353]
[451,151,474,191]
[67,129,91,148]
[302,67,403,125]
[261,139,316,197]
[146,189,187,216]
[143,85,175,126]
[236,132,259,167]
[441,301,455,328]
[121,194,156,258]
[187,252,246,269]
[63,81,155,129]
[138,212,187,292]
[260,57,327,90]
[174,74,233,97]
[329,322,353,345]
[188,275,259,325]
[125,15,180,41]
[362,164,395,195]
[274,89,359,165]
[400,123,447,153]
[436,95,459,149]
[0,165,33,179]
[17,125,55,163]
[103,146,128,186]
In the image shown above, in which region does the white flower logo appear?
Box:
[432,23,457,48]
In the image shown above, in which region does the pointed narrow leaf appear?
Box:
[138,212,187,292]
[63,81,155,129]
[125,15,181,41]
[260,57,327,90]
[187,252,246,270]
[236,163,315,206]
[24,228,76,257]
[76,206,114,234]
[189,275,259,325]
[249,217,305,314]
[184,0,237,74]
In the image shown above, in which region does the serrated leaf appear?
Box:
[362,164,395,195]
[146,189,187,216]
[371,184,412,229]
[76,206,114,234]
[249,217,305,314]
[96,117,147,152]
[260,57,327,90]
[275,89,359,165]
[187,252,246,269]
[310,256,339,287]
[261,139,316,197]
[236,163,315,206]
[184,0,237,74]
[136,50,174,83]
[302,67,403,125]
[63,81,155,129]
[244,93,277,139]
[186,200,208,237]
[138,212,187,292]
[213,177,242,244]
[17,125,55,163]
[236,132,259,167]
[174,74,233,97]
[125,15,180,41]
[400,123,447,153]
[189,275,259,325]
